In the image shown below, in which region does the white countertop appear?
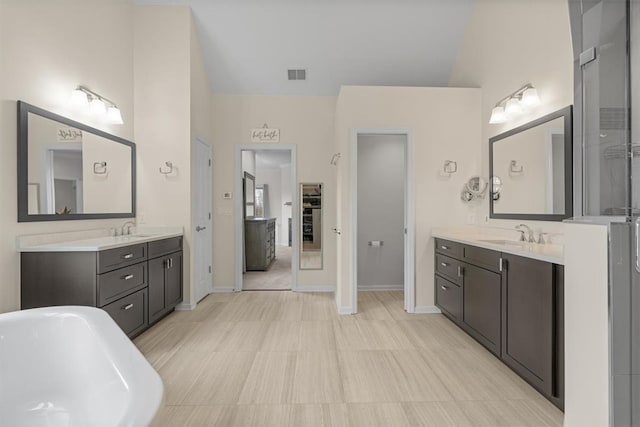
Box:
[432,227,564,265]
[17,227,183,252]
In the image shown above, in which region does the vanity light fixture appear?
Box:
[68,86,124,124]
[489,83,540,124]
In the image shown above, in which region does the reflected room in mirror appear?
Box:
[489,106,573,221]
[300,183,323,270]
[17,101,135,222]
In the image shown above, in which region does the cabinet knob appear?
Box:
[121,253,134,259]
[457,266,464,277]
[121,303,134,311]
[441,245,449,250]
[122,274,134,281]
[440,262,449,267]
[440,285,448,291]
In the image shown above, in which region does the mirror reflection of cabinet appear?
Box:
[300,183,322,270]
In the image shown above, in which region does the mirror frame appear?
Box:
[489,105,573,221]
[17,101,136,222]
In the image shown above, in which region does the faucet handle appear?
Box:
[537,232,548,244]
[517,230,526,241]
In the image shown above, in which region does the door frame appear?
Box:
[191,137,213,303]
[234,144,298,291]
[350,128,415,313]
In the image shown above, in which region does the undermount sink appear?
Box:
[477,239,527,246]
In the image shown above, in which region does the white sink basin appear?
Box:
[0,306,163,427]
[477,239,527,247]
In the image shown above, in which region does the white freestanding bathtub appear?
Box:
[0,306,163,427]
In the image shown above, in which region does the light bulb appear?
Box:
[89,97,106,116]
[107,106,123,124]
[489,106,507,124]
[505,97,522,116]
[69,89,88,108]
[521,87,540,107]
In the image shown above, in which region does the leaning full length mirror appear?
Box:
[300,183,322,269]
[18,101,135,222]
[489,106,573,221]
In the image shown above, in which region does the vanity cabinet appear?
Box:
[501,253,564,409]
[434,238,564,409]
[148,238,183,325]
[21,237,183,339]
[461,263,501,355]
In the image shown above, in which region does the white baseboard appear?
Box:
[211,287,235,293]
[358,284,403,291]
[295,285,336,292]
[414,305,442,314]
[175,301,196,311]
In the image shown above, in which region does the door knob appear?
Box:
[196,225,206,232]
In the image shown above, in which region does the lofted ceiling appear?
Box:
[133,0,474,96]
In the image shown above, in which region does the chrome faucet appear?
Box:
[120,221,136,236]
[516,224,534,243]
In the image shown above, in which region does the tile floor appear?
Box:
[135,291,563,427]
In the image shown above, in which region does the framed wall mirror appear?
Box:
[489,106,573,221]
[17,101,136,222]
[300,183,322,270]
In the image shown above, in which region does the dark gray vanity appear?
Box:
[434,237,564,410]
[21,236,183,338]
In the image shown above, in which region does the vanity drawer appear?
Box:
[148,237,183,259]
[97,263,147,307]
[436,276,461,320]
[97,244,147,274]
[435,254,464,285]
[102,288,148,338]
[435,239,463,258]
[464,245,501,273]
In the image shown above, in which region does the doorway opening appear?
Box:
[235,145,297,291]
[351,130,415,313]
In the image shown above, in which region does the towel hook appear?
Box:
[159,161,174,175]
[330,153,342,166]
[93,161,107,175]
[509,160,524,174]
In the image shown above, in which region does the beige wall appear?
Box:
[0,0,134,313]
[449,0,573,235]
[334,86,482,311]
[211,95,337,289]
[134,5,211,306]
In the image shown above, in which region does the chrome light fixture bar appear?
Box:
[489,83,540,124]
[69,86,123,124]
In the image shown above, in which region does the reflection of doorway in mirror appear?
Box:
[545,129,565,215]
[40,144,83,214]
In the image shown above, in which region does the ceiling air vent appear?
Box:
[288,69,306,81]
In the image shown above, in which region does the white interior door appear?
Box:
[193,138,213,302]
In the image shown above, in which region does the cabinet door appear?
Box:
[462,263,501,355]
[166,252,183,308]
[148,256,167,324]
[501,253,554,397]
